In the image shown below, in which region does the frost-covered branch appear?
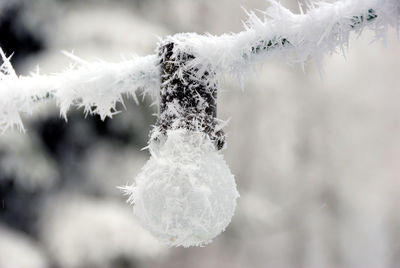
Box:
[250,8,378,54]
[169,0,399,76]
[0,0,399,132]
[0,50,160,132]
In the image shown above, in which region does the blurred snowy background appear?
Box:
[0,0,400,267]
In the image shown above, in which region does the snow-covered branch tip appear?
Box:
[1,0,399,133]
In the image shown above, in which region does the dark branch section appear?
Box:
[351,9,378,28]
[251,9,378,54]
[152,43,225,150]
[251,37,289,54]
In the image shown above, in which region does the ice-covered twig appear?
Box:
[0,0,399,132]
[0,50,160,132]
[168,0,399,77]
[250,8,378,54]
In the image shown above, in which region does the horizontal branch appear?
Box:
[0,51,160,132]
[169,0,398,77]
[0,0,399,132]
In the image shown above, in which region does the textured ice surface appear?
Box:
[0,49,159,132]
[1,0,398,132]
[122,129,239,247]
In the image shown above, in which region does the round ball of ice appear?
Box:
[125,129,239,247]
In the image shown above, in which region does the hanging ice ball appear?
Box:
[122,129,239,247]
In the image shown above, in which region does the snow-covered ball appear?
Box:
[123,129,239,247]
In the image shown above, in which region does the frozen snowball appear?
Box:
[123,129,239,247]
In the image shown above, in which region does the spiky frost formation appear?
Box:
[0,0,399,133]
[0,50,160,132]
[166,0,400,78]
[151,42,225,150]
[122,129,239,247]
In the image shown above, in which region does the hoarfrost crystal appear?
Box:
[122,129,239,247]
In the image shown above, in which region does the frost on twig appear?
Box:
[168,0,399,78]
[0,49,160,132]
[0,0,399,133]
